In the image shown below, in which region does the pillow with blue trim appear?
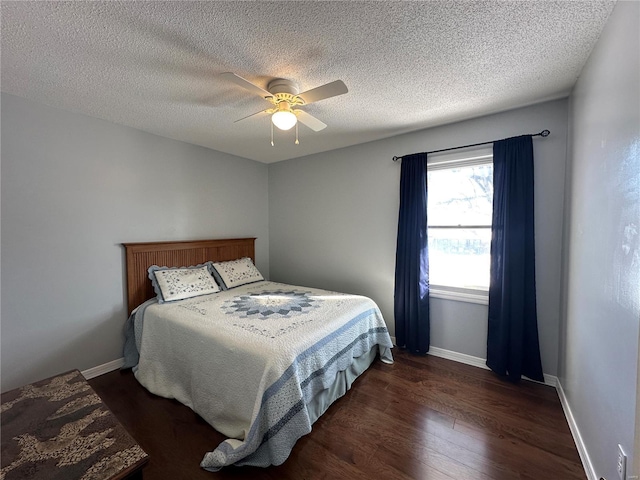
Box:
[210,257,264,290]
[148,263,220,303]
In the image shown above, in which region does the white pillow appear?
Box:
[148,263,220,303]
[210,257,264,290]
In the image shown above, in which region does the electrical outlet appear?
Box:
[617,444,627,480]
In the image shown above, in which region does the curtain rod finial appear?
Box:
[541,129,550,137]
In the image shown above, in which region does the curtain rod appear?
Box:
[391,129,550,162]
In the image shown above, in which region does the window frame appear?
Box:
[427,147,493,304]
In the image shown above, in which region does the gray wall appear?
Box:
[269,99,568,375]
[561,1,640,478]
[1,93,269,392]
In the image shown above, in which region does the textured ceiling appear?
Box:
[1,1,614,163]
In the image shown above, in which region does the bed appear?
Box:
[121,238,393,470]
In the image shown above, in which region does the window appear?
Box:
[427,148,493,301]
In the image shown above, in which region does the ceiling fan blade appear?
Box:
[296,110,327,132]
[220,72,272,98]
[297,80,348,104]
[234,109,269,123]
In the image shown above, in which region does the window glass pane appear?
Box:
[427,164,493,226]
[428,228,491,290]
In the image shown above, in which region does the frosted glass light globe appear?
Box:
[272,110,297,130]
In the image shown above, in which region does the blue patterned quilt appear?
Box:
[123,281,393,469]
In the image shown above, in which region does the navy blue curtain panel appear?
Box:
[487,136,544,382]
[394,153,430,355]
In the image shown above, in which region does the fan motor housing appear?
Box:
[267,78,299,96]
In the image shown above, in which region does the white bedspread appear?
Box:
[129,281,393,470]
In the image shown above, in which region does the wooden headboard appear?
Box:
[122,238,256,314]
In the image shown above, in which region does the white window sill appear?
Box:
[429,288,489,305]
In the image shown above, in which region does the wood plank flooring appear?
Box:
[88,350,584,479]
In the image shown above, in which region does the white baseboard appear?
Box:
[391,337,557,387]
[429,345,559,387]
[556,379,597,480]
[81,357,124,380]
[428,345,489,370]
[541,374,558,387]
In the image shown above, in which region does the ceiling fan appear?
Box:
[220,72,348,144]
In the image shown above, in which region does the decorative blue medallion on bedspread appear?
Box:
[124,281,393,470]
[222,290,319,318]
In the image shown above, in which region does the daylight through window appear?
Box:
[427,153,493,292]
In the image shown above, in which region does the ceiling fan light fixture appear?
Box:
[222,73,347,135]
[271,102,297,130]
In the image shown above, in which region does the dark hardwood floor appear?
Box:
[89,350,584,480]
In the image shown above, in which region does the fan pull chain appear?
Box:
[295,123,299,145]
[270,122,274,146]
